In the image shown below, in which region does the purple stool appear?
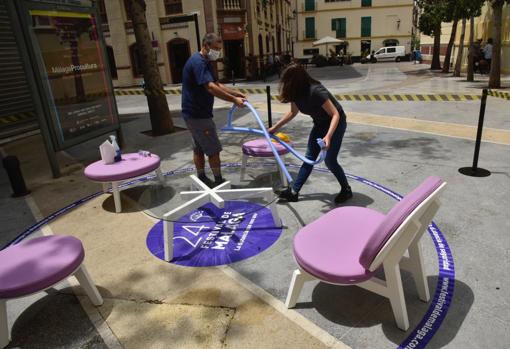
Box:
[285,177,446,331]
[0,235,103,348]
[84,152,163,213]
[241,138,290,186]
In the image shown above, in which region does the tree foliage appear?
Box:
[445,0,485,22]
[417,0,446,36]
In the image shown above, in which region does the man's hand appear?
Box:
[267,126,278,134]
[234,91,247,99]
[233,97,246,108]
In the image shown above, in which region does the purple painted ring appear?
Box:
[3,163,454,349]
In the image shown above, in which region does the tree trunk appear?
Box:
[431,21,442,70]
[128,0,174,135]
[454,18,467,77]
[489,0,503,88]
[442,18,458,73]
[467,16,475,81]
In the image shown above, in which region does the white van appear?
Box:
[367,46,406,62]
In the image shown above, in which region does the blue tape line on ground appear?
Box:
[5,163,454,349]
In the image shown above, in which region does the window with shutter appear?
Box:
[361,16,371,37]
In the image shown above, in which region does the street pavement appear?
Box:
[1,62,509,348]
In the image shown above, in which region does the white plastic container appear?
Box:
[99,140,115,164]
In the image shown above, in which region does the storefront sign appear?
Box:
[29,9,118,149]
[221,24,244,40]
[146,201,282,267]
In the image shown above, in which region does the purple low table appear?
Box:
[84,152,163,213]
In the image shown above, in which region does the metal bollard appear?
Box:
[266,85,272,127]
[458,89,491,177]
[2,155,30,197]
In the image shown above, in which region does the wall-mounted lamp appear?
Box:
[397,18,401,30]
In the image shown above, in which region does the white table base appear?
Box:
[162,175,281,262]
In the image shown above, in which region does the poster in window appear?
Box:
[30,10,118,147]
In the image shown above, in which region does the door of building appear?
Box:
[223,40,245,78]
[167,38,190,84]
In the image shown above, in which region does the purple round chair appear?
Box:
[241,139,290,186]
[0,235,103,348]
[285,177,446,331]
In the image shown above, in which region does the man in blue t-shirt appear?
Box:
[181,33,246,187]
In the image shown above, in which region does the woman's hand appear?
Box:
[267,126,278,134]
[322,135,331,150]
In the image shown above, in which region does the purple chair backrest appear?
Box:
[359,176,444,269]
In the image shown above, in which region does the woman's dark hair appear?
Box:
[279,63,319,103]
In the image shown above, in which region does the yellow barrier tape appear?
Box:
[487,90,510,100]
[113,88,482,102]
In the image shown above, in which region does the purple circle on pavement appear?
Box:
[146,201,282,267]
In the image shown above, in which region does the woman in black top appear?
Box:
[268,64,352,203]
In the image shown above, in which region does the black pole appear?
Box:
[2,155,30,197]
[193,13,200,51]
[266,85,272,127]
[458,89,491,177]
[472,89,488,169]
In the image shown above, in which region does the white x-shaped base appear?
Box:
[162,175,282,261]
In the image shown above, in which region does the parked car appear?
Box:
[366,46,406,63]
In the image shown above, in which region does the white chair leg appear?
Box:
[285,269,314,308]
[265,191,282,227]
[240,153,248,181]
[102,182,110,193]
[384,261,409,331]
[163,220,174,262]
[277,155,288,187]
[408,240,430,302]
[155,168,165,184]
[0,299,9,349]
[111,181,122,213]
[74,265,104,306]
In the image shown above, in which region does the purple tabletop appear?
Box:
[84,152,160,182]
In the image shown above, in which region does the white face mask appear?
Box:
[207,48,221,61]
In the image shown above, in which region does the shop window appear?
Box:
[164,0,183,15]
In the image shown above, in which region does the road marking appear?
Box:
[252,102,510,146]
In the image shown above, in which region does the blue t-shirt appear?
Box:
[181,52,216,119]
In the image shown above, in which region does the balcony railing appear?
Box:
[218,0,243,10]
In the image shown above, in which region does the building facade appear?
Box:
[98,0,294,87]
[420,2,510,74]
[294,0,415,59]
